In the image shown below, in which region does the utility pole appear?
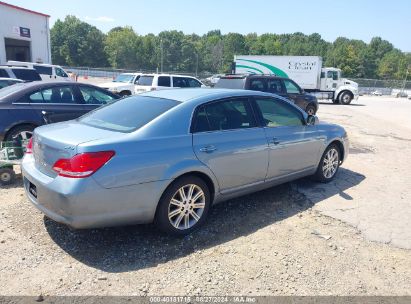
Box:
[160,39,164,73]
[195,53,199,77]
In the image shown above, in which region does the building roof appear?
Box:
[0,1,50,18]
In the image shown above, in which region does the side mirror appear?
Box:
[306,115,316,125]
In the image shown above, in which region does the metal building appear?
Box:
[0,1,51,64]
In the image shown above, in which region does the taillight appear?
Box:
[52,151,115,178]
[25,138,33,154]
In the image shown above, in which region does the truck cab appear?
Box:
[320,67,359,104]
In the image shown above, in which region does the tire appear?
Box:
[339,91,352,105]
[155,175,211,236]
[332,99,340,104]
[305,104,317,115]
[313,144,341,183]
[5,125,35,142]
[0,167,15,186]
[119,91,131,97]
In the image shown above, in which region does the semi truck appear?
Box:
[234,55,359,104]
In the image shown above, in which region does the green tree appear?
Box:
[105,26,139,69]
[50,15,107,67]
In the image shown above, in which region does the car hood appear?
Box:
[98,82,131,89]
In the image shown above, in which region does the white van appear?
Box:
[134,74,206,93]
[6,61,71,82]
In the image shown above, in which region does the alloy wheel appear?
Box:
[168,184,206,230]
[322,148,339,178]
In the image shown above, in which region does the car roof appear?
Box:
[140,88,274,102]
[140,73,198,78]
[0,66,37,70]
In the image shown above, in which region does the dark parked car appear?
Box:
[0,81,119,141]
[215,75,319,115]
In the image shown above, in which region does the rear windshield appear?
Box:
[79,96,180,132]
[214,78,246,89]
[138,76,154,86]
[12,69,41,81]
[0,83,28,99]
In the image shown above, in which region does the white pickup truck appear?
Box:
[99,73,141,96]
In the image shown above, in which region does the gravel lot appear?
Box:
[0,96,410,296]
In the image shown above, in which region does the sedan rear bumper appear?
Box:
[22,155,170,229]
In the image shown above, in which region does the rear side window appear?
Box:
[29,86,77,104]
[158,76,171,87]
[0,69,9,78]
[138,76,154,86]
[79,96,180,132]
[267,79,284,94]
[79,86,116,104]
[172,77,188,88]
[34,65,52,75]
[193,98,256,132]
[249,79,266,91]
[12,69,41,81]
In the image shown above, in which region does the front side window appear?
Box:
[193,98,256,132]
[29,86,76,104]
[187,78,202,88]
[255,98,303,127]
[55,68,68,77]
[158,76,171,87]
[80,86,116,104]
[283,80,301,94]
[327,71,338,80]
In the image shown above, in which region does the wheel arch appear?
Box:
[4,122,39,140]
[328,139,345,164]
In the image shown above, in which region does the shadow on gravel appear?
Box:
[45,168,364,273]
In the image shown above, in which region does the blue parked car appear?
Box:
[22,89,349,235]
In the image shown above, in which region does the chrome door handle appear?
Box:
[199,145,217,153]
[269,138,280,145]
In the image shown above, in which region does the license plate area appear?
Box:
[28,181,37,198]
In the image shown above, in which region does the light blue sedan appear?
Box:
[22,89,349,235]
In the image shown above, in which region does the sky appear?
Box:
[5,0,411,51]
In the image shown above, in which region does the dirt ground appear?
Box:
[0,96,410,296]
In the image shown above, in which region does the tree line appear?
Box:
[51,16,411,80]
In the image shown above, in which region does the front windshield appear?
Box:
[113,74,134,83]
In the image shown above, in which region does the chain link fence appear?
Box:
[63,66,410,96]
[351,78,411,96]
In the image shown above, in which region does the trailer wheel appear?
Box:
[339,91,353,105]
[0,167,15,185]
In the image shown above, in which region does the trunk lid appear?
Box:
[32,121,119,177]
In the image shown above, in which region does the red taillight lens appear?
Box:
[25,138,33,154]
[52,151,115,178]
